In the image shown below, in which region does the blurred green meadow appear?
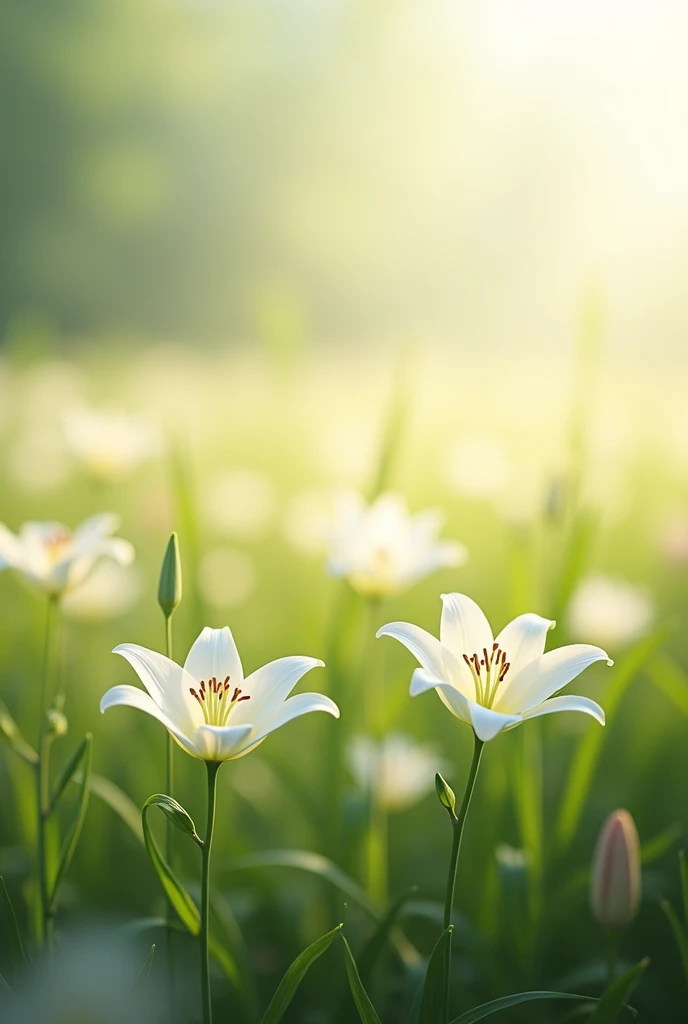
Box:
[2,1,688,1020]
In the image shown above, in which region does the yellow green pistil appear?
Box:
[462,643,511,707]
[189,676,250,726]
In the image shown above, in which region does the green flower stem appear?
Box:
[36,594,59,952]
[201,761,219,1024]
[441,733,484,1021]
[606,929,619,985]
[164,614,175,865]
[361,597,386,904]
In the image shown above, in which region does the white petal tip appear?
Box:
[606,658,614,667]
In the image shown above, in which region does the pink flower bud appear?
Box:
[590,809,641,929]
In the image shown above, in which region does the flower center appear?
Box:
[462,643,511,707]
[189,676,250,726]
[44,532,72,565]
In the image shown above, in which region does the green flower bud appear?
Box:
[45,709,68,739]
[158,532,182,619]
[150,794,202,846]
[435,772,456,816]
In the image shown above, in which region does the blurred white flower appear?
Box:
[198,547,257,608]
[62,560,142,622]
[102,625,338,762]
[326,492,467,598]
[567,575,654,650]
[658,515,688,568]
[63,406,160,482]
[443,435,511,499]
[348,733,448,812]
[5,424,72,493]
[0,514,135,596]
[201,469,277,540]
[283,489,333,555]
[378,593,610,743]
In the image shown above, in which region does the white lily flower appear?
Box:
[101,626,339,762]
[567,575,654,650]
[377,593,612,743]
[326,492,467,598]
[63,406,160,482]
[0,514,135,596]
[348,732,449,812]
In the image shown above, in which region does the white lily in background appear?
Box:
[101,626,339,761]
[377,593,611,742]
[0,514,135,596]
[567,575,654,650]
[62,561,142,622]
[348,732,448,812]
[326,491,467,598]
[63,406,160,482]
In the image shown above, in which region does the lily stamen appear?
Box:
[463,643,512,708]
[190,676,251,727]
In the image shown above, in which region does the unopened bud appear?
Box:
[45,709,68,739]
[435,772,456,816]
[590,809,641,929]
[158,533,182,619]
[150,794,202,846]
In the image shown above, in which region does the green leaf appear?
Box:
[589,958,648,1022]
[133,944,156,989]
[557,624,673,850]
[662,900,688,984]
[0,698,38,765]
[357,888,417,985]
[448,991,602,1023]
[647,652,688,716]
[640,822,683,865]
[147,793,202,846]
[226,849,377,916]
[49,733,92,912]
[0,971,11,993]
[0,876,29,983]
[141,794,201,936]
[261,923,343,1024]
[340,934,382,1024]
[88,772,144,843]
[50,734,90,814]
[419,925,453,1024]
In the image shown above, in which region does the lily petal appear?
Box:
[496,644,612,714]
[113,643,202,733]
[244,692,340,754]
[466,701,522,742]
[242,656,325,718]
[494,613,556,681]
[195,723,254,761]
[74,513,122,542]
[184,626,244,688]
[410,668,473,725]
[0,523,22,570]
[376,622,446,678]
[440,593,493,659]
[100,684,201,757]
[519,694,605,726]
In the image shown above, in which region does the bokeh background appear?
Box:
[1,1,688,1020]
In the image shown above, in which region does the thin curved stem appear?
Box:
[37,594,59,953]
[441,732,484,1020]
[201,761,219,1024]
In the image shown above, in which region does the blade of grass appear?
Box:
[261,924,343,1024]
[340,935,382,1024]
[556,623,673,851]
